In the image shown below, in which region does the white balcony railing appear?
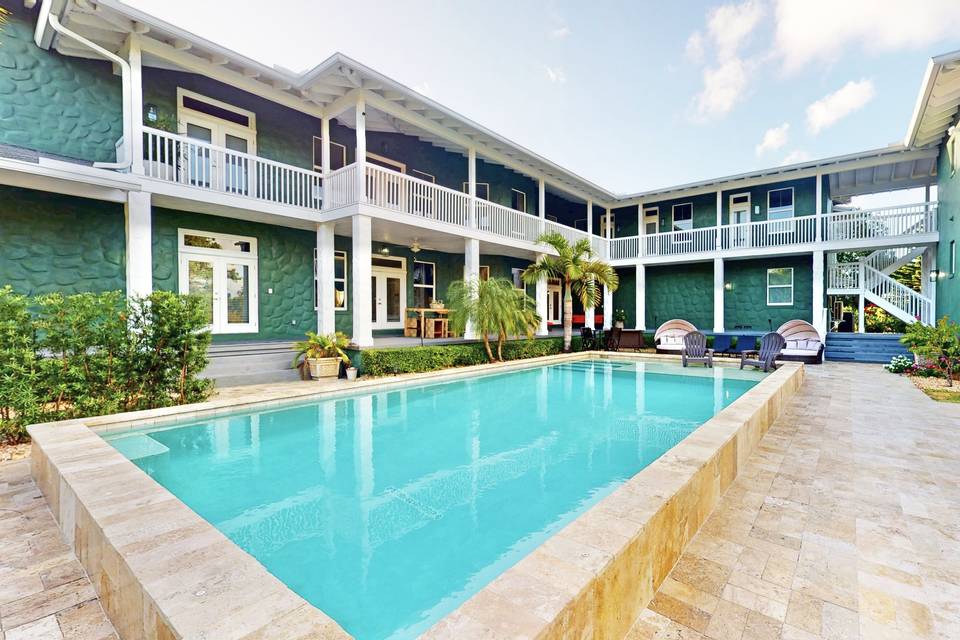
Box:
[827,262,860,290]
[610,227,717,259]
[720,215,816,250]
[822,203,937,242]
[142,127,323,210]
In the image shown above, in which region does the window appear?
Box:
[313,250,348,310]
[181,93,252,127]
[413,261,436,307]
[643,206,659,235]
[767,188,794,220]
[462,182,490,200]
[767,268,794,306]
[512,268,525,290]
[178,229,258,334]
[511,189,527,213]
[409,170,436,215]
[411,169,435,183]
[479,265,490,281]
[311,137,347,172]
[671,203,693,231]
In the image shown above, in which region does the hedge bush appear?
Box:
[358,336,582,377]
[0,287,213,443]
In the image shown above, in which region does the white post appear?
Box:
[602,284,613,330]
[585,198,595,329]
[464,238,480,339]
[815,172,823,241]
[858,292,865,334]
[812,250,825,338]
[351,214,373,346]
[635,263,645,330]
[355,95,367,203]
[715,190,722,250]
[316,222,336,335]
[468,147,477,228]
[536,253,548,336]
[321,115,331,209]
[128,35,144,175]
[124,191,152,298]
[922,247,937,319]
[538,178,546,234]
[605,207,613,240]
[713,257,724,334]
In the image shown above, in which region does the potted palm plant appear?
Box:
[291,331,351,379]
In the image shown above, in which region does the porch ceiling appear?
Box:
[828,154,938,198]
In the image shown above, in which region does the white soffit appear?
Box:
[905,49,960,149]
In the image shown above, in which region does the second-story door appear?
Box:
[729,193,751,248]
[178,90,257,196]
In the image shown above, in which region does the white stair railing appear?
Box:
[822,203,937,242]
[827,263,860,290]
[862,264,932,325]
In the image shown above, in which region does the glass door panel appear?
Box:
[386,276,401,323]
[371,276,378,324]
[185,123,213,188]
[187,258,215,327]
[225,263,251,325]
[224,134,250,196]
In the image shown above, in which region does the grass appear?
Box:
[921,387,960,403]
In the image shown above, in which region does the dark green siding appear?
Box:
[612,267,636,327]
[724,256,812,331]
[0,186,125,295]
[152,209,316,342]
[0,5,123,162]
[645,263,713,329]
[937,136,960,320]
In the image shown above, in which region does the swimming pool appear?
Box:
[104,359,763,639]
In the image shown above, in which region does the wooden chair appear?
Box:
[740,332,786,372]
[681,331,714,367]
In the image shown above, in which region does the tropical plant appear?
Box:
[614,308,627,323]
[521,232,618,352]
[901,318,960,386]
[291,331,352,369]
[446,277,540,362]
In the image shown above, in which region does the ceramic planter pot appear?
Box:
[614,321,625,329]
[307,357,340,379]
[345,367,358,381]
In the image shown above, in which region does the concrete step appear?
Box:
[202,341,302,387]
[824,333,910,363]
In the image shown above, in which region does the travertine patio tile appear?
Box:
[4,614,63,640]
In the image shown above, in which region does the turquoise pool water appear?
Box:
[105,359,762,639]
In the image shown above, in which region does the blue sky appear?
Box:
[126,0,960,195]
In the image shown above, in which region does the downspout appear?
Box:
[36,0,132,170]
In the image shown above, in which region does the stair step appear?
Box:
[824,333,911,363]
[202,341,301,387]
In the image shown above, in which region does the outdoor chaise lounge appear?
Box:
[776,319,824,364]
[740,331,786,372]
[681,331,713,367]
[654,319,696,354]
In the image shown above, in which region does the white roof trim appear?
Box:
[905,48,960,149]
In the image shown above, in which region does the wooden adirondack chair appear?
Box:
[740,332,786,372]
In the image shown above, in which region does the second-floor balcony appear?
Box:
[141,127,602,254]
[608,203,939,262]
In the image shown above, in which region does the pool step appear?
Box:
[201,341,303,387]
[824,333,910,364]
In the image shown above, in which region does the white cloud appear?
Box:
[781,150,811,165]
[685,31,705,63]
[773,0,960,73]
[545,66,566,84]
[755,123,790,156]
[695,58,748,120]
[549,25,571,39]
[706,0,764,61]
[806,79,875,134]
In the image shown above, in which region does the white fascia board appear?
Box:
[0,157,138,202]
[905,48,960,148]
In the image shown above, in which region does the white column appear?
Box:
[713,257,724,334]
[464,238,480,339]
[316,222,336,335]
[815,172,823,241]
[128,35,144,175]
[605,207,612,239]
[124,191,152,298]
[538,178,546,234]
[602,284,613,330]
[584,199,595,329]
[715,190,722,249]
[635,263,645,330]
[536,253,548,335]
[923,247,937,319]
[321,115,331,210]
[468,148,477,228]
[812,250,825,338]
[355,95,367,203]
[858,293,865,334]
[351,215,373,346]
[586,199,593,236]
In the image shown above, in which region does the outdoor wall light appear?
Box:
[145,104,159,123]
[724,282,733,290]
[929,269,940,282]
[379,246,390,256]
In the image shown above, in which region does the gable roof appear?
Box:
[905,48,960,149]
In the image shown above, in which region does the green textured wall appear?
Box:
[0,185,125,295]
[937,133,960,321]
[724,256,812,331]
[0,5,123,162]
[645,262,713,329]
[612,267,636,327]
[719,176,824,224]
[152,209,316,341]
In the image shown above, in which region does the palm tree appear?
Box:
[447,277,540,362]
[522,232,618,352]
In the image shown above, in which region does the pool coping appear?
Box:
[27,352,803,639]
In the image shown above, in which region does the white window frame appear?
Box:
[367,152,405,173]
[767,187,795,220]
[177,88,257,148]
[767,267,794,306]
[511,267,525,290]
[672,202,694,242]
[462,182,490,200]
[314,249,348,311]
[411,169,435,183]
[409,169,436,215]
[643,206,659,235]
[178,228,258,257]
[511,189,527,213]
[413,260,436,307]
[311,137,347,172]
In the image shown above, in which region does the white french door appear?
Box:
[181,115,257,196]
[730,194,751,248]
[371,268,405,330]
[547,280,562,325]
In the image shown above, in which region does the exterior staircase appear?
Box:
[826,248,933,325]
[824,333,911,363]
[201,341,302,387]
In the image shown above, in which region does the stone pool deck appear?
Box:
[2,362,958,639]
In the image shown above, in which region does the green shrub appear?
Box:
[0,287,212,443]
[359,336,580,377]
